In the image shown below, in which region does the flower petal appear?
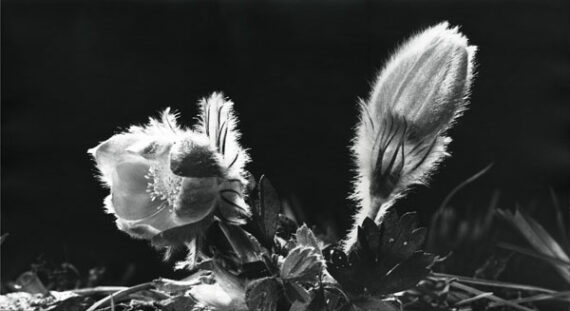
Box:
[111,156,164,220]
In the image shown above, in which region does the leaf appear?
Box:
[369,251,435,296]
[327,213,435,297]
[218,222,264,264]
[245,277,282,311]
[0,233,8,245]
[360,218,382,254]
[49,296,96,311]
[284,281,311,303]
[156,295,198,311]
[499,208,570,283]
[289,300,309,311]
[350,296,401,311]
[305,286,328,311]
[277,214,299,239]
[380,211,425,264]
[242,261,272,279]
[296,225,321,252]
[254,175,281,246]
[280,246,325,284]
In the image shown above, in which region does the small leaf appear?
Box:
[369,251,435,295]
[327,214,435,297]
[281,246,324,283]
[245,277,282,311]
[380,212,425,265]
[242,261,272,279]
[277,214,299,239]
[284,281,311,303]
[296,225,321,253]
[289,300,309,311]
[157,295,198,311]
[321,285,350,311]
[305,285,328,311]
[0,233,9,245]
[360,218,382,254]
[499,208,570,283]
[350,296,401,311]
[255,175,281,246]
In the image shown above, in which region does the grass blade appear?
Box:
[497,242,570,267]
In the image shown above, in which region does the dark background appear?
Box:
[2,0,569,287]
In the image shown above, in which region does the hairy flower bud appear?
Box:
[347,22,476,250]
[371,22,475,139]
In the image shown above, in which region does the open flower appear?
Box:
[89,93,251,246]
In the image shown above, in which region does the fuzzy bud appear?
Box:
[347,22,476,250]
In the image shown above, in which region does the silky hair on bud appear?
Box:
[345,22,476,250]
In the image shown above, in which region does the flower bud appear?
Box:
[347,22,476,250]
[371,22,476,138]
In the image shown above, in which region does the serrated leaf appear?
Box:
[242,261,272,279]
[380,212,423,263]
[277,214,299,239]
[327,213,434,297]
[284,281,311,303]
[245,277,282,311]
[369,251,435,295]
[360,218,382,254]
[296,225,321,253]
[322,286,350,311]
[255,175,281,246]
[281,246,324,283]
[305,285,328,311]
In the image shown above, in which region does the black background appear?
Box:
[2,0,569,287]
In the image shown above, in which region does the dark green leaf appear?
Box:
[284,281,311,303]
[254,175,281,246]
[245,277,282,311]
[327,213,435,297]
[289,300,309,311]
[296,225,321,253]
[156,295,198,311]
[361,218,382,254]
[380,212,423,263]
[277,214,299,239]
[499,208,570,282]
[305,285,328,311]
[369,251,435,295]
[218,222,264,264]
[350,296,401,311]
[281,246,324,283]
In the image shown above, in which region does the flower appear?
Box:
[89,93,251,245]
[347,22,476,250]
